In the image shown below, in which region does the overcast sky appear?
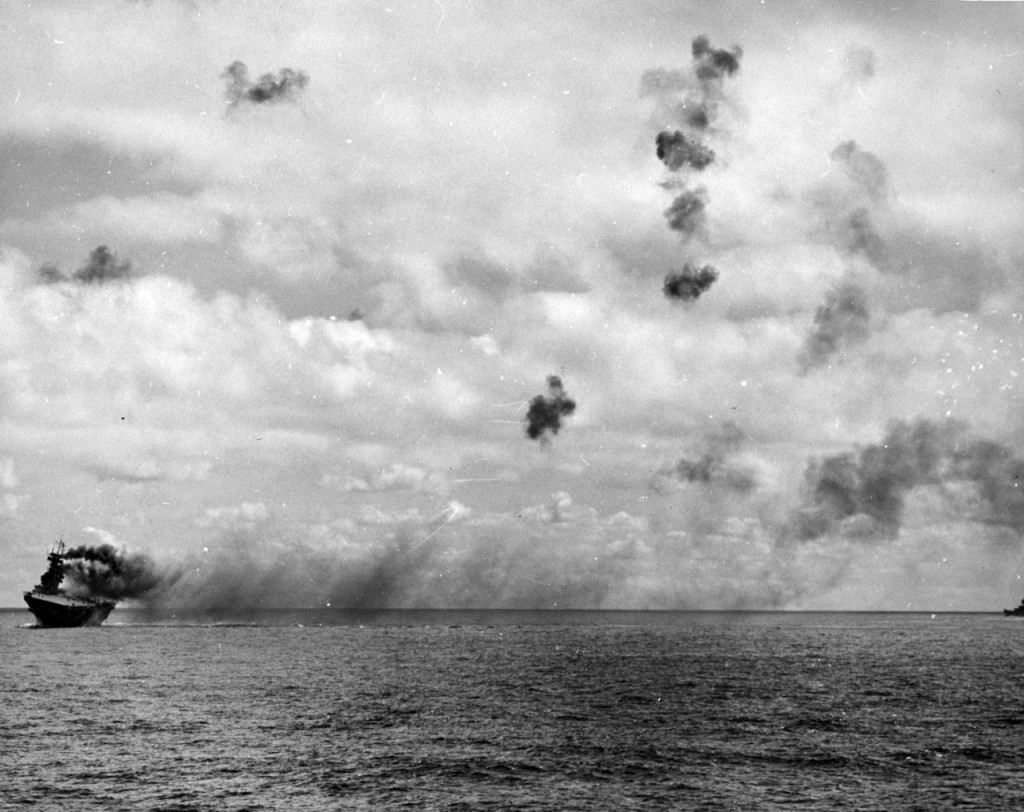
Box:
[2,1,1023,611]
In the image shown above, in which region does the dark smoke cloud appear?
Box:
[37,245,132,285]
[640,36,743,131]
[655,421,758,493]
[656,130,716,171]
[663,263,718,301]
[222,60,310,107]
[663,187,707,236]
[794,418,1024,540]
[642,36,743,304]
[799,281,871,372]
[691,35,743,81]
[62,544,173,601]
[525,375,577,443]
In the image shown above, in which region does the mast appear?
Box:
[35,540,66,595]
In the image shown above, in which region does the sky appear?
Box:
[2,0,1023,612]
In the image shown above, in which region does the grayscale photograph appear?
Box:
[2,1,1023,808]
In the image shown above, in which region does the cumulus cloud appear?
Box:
[323,463,449,495]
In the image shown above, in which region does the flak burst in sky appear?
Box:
[1,1,1023,612]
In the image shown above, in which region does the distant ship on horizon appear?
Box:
[1003,597,1024,617]
[23,541,116,627]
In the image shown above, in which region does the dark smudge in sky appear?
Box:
[222,60,310,107]
[525,375,577,443]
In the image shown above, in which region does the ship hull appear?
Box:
[23,592,115,628]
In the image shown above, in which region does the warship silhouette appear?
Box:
[23,541,116,627]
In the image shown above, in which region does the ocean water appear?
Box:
[2,609,1023,810]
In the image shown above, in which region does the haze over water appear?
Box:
[4,610,1024,810]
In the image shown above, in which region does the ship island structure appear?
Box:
[23,541,116,627]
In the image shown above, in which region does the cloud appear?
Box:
[323,463,449,495]
[196,502,270,529]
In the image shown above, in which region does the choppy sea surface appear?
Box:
[2,608,1023,810]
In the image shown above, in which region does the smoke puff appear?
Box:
[799,282,871,372]
[525,375,577,443]
[663,188,707,236]
[38,245,132,285]
[223,60,310,107]
[691,35,743,81]
[663,263,718,301]
[640,35,743,132]
[656,130,715,171]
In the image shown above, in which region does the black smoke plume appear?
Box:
[62,544,169,601]
[656,130,715,171]
[525,375,577,443]
[799,282,871,371]
[663,188,708,236]
[37,245,132,285]
[795,418,1024,540]
[663,263,718,301]
[222,60,309,107]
